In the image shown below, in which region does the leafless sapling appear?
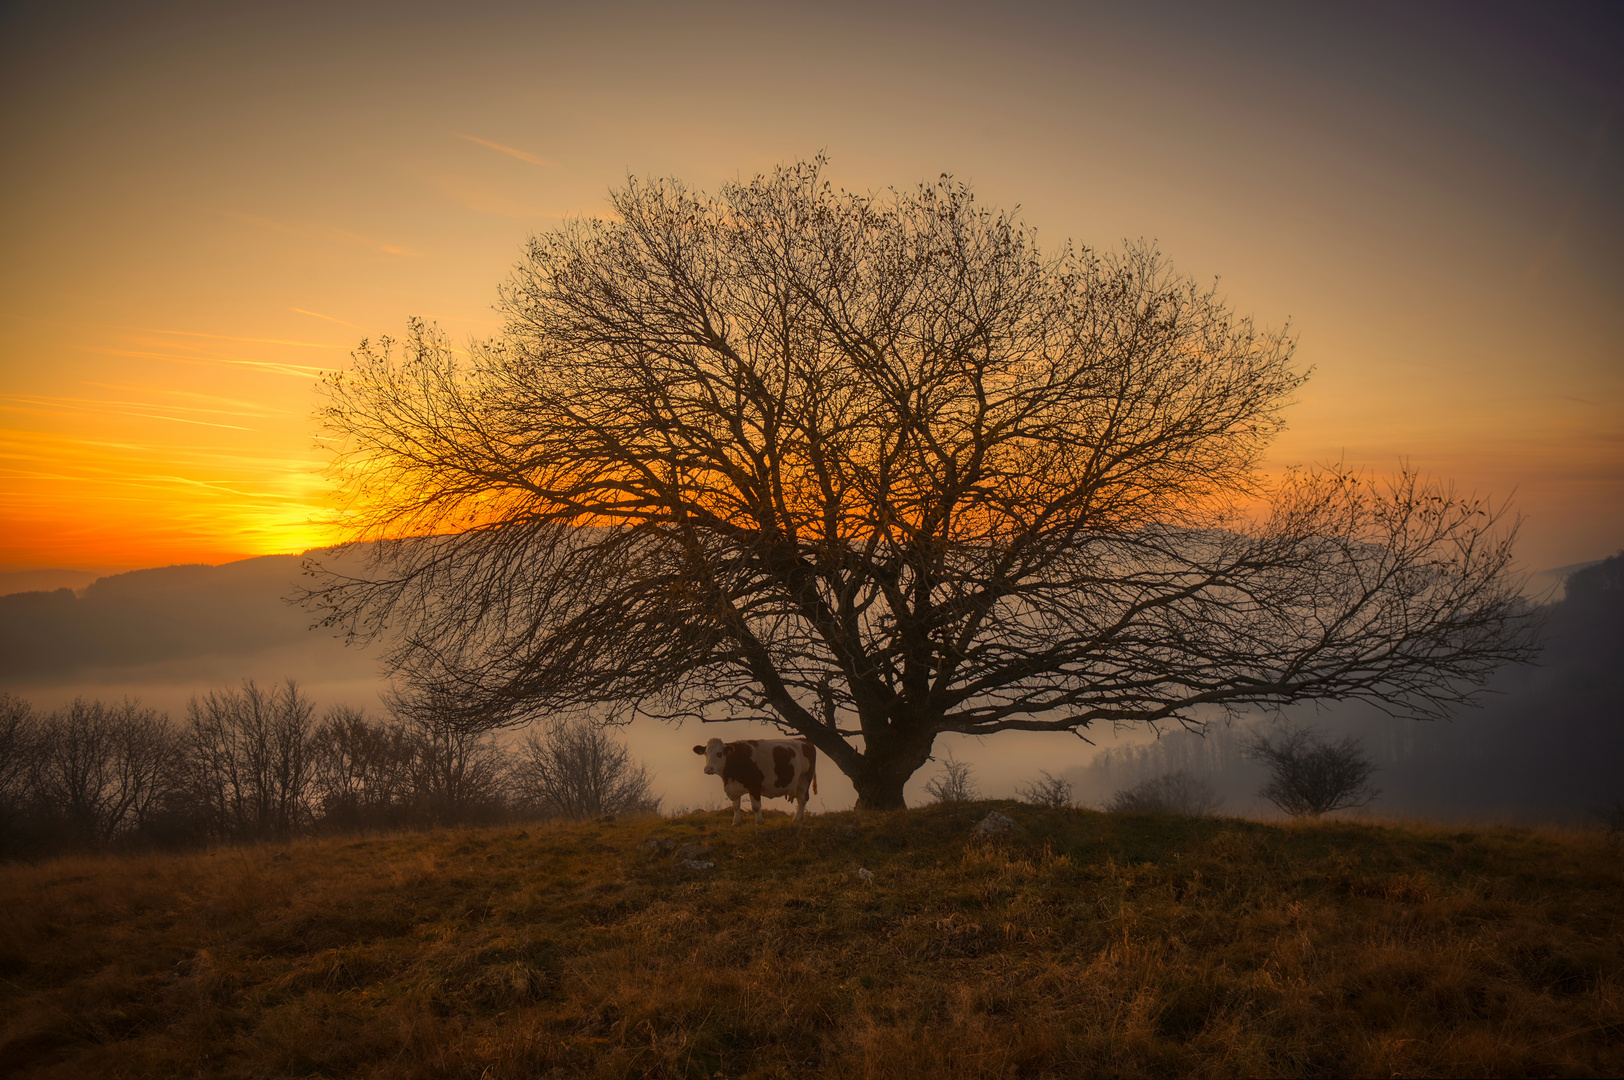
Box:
[923,751,979,803]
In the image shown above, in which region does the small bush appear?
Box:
[923,752,978,803]
[1018,771,1073,809]
[1106,770,1223,816]
[512,719,660,820]
[1245,722,1379,817]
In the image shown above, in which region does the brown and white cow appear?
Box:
[692,737,818,825]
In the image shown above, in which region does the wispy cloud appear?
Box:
[0,394,256,430]
[122,326,344,349]
[0,311,345,349]
[79,346,333,379]
[212,211,423,258]
[291,307,362,329]
[0,422,342,566]
[0,430,318,472]
[430,176,550,218]
[0,429,329,502]
[79,383,295,415]
[455,133,555,167]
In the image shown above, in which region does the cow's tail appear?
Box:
[807,741,818,796]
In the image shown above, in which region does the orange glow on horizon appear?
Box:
[0,313,350,570]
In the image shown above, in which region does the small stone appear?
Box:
[674,842,711,860]
[678,859,716,871]
[973,811,1017,836]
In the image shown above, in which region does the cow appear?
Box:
[692,737,818,826]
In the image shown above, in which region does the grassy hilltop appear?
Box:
[2,805,1621,1078]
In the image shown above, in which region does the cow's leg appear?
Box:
[731,794,742,826]
[793,782,807,825]
[751,793,763,825]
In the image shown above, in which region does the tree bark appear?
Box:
[853,776,910,811]
[849,729,935,810]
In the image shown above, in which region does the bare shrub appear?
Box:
[406,720,509,825]
[1106,770,1223,816]
[1018,771,1074,809]
[1245,723,1379,817]
[511,719,660,820]
[923,752,978,803]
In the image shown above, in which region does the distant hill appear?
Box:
[0,552,356,681]
[0,569,104,597]
[1525,558,1604,602]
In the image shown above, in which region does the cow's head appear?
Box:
[692,738,727,775]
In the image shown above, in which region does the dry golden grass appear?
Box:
[2,804,1620,1078]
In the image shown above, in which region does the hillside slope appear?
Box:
[0,555,322,680]
[2,805,1620,1078]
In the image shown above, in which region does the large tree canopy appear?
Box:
[308,160,1535,808]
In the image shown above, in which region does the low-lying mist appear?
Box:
[3,550,1619,824]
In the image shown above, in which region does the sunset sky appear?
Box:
[2,0,1620,576]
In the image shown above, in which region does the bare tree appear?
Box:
[511,718,660,820]
[1245,723,1379,817]
[111,703,179,837]
[1105,770,1224,816]
[923,751,978,803]
[184,679,315,840]
[0,693,39,853]
[307,158,1537,808]
[28,698,178,847]
[309,705,415,831]
[1018,771,1074,809]
[387,687,509,826]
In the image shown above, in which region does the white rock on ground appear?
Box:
[973,811,1017,836]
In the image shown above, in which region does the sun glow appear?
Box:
[0,312,352,570]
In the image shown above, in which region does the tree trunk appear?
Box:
[850,731,936,810]
[853,773,910,810]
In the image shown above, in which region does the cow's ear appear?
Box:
[692,745,705,755]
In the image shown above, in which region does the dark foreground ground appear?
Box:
[1,804,1620,1078]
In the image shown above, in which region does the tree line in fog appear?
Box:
[0,680,659,860]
